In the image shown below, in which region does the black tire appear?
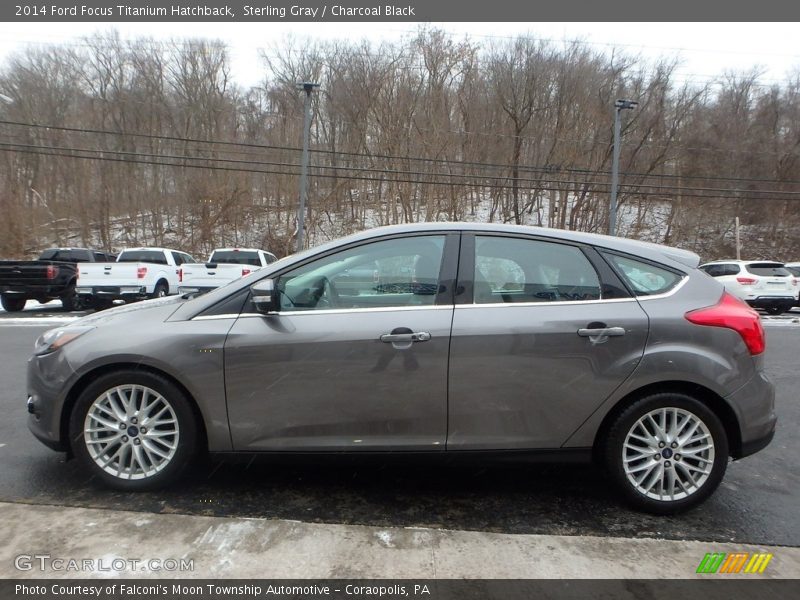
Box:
[765,307,783,316]
[0,294,27,312]
[69,370,198,491]
[601,392,728,514]
[61,284,79,312]
[151,280,168,299]
[92,298,113,311]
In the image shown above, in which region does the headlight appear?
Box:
[33,326,94,356]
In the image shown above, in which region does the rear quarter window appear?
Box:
[700,263,740,277]
[603,252,684,296]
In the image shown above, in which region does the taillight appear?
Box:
[45,265,58,279]
[736,276,757,285]
[241,268,251,277]
[137,266,147,279]
[792,278,798,287]
[685,291,765,355]
[178,268,183,283]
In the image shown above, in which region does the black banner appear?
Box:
[3,0,800,22]
[3,580,799,600]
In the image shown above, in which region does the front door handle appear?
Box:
[380,331,432,343]
[577,326,626,337]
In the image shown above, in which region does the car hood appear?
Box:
[71,295,185,327]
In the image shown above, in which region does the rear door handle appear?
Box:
[380,331,432,343]
[577,327,626,337]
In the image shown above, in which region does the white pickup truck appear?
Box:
[178,248,277,295]
[76,247,196,307]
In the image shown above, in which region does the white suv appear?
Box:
[786,262,800,307]
[699,260,798,315]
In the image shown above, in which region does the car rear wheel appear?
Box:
[602,393,728,514]
[152,281,168,298]
[61,284,81,312]
[69,370,197,491]
[765,307,784,315]
[0,294,27,312]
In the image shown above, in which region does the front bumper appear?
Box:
[26,351,76,453]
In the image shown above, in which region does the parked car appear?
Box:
[698,260,797,315]
[178,248,277,295]
[0,248,116,312]
[784,262,800,307]
[27,223,775,514]
[75,247,195,308]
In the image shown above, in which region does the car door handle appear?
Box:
[380,331,432,343]
[577,327,626,337]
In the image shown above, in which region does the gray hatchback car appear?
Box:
[27,223,776,513]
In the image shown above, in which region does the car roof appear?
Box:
[327,222,701,270]
[211,248,267,253]
[700,259,785,266]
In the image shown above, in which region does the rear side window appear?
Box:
[701,263,740,277]
[117,251,168,265]
[473,236,601,303]
[746,263,791,277]
[603,253,683,296]
[210,250,262,266]
[786,266,800,277]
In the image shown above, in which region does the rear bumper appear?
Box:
[0,284,68,298]
[725,369,776,459]
[178,285,216,295]
[739,429,775,459]
[75,285,148,300]
[746,296,795,309]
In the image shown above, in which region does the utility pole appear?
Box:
[735,216,741,260]
[296,82,319,252]
[609,99,638,236]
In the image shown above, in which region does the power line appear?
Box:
[2,142,799,203]
[3,119,800,187]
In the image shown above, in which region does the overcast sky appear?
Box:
[0,22,798,89]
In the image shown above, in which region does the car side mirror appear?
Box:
[251,279,279,314]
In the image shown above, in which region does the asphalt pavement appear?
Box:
[0,316,798,548]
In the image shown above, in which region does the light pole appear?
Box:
[296,82,319,252]
[609,98,638,236]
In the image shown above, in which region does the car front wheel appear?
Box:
[602,393,728,514]
[69,370,197,490]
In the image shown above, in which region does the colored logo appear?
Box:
[696,552,773,574]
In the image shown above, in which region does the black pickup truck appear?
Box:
[0,248,117,312]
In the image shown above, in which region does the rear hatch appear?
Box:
[745,262,794,297]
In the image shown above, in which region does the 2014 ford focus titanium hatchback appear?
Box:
[27,223,776,513]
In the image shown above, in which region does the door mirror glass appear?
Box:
[251,279,278,314]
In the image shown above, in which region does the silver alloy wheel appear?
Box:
[83,384,179,480]
[622,407,715,501]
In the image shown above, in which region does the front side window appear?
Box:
[604,253,683,296]
[473,236,601,304]
[276,235,445,312]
